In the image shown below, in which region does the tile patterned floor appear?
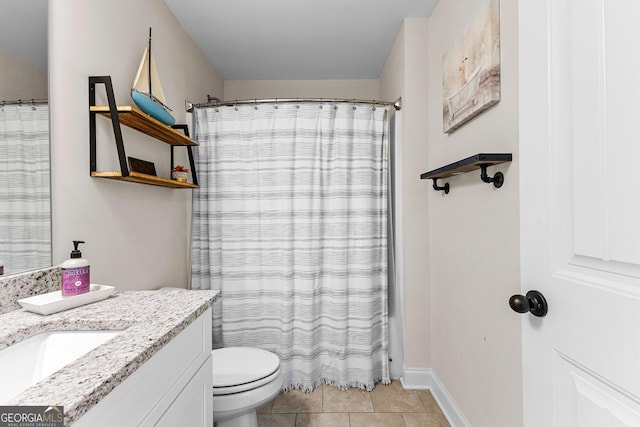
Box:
[257,380,451,427]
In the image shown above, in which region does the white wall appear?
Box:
[427,0,522,426]
[48,0,223,290]
[224,79,379,101]
[0,49,47,100]
[380,19,431,373]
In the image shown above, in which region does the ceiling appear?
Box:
[0,0,47,71]
[0,0,438,80]
[162,0,438,80]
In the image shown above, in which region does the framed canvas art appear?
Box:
[442,0,501,133]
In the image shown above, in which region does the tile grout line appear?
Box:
[257,380,449,427]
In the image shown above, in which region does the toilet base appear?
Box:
[215,410,257,427]
[212,367,282,425]
[212,348,283,427]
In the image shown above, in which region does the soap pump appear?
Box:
[61,240,90,296]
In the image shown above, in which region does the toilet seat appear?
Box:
[212,347,281,396]
[213,366,281,395]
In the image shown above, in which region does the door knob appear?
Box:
[509,290,548,317]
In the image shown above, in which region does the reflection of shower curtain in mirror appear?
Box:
[0,104,50,274]
[192,102,390,391]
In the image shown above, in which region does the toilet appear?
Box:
[211,347,282,427]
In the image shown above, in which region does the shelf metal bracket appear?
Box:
[171,124,199,186]
[432,178,450,194]
[89,76,130,178]
[479,164,505,188]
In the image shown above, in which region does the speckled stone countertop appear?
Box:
[0,289,219,425]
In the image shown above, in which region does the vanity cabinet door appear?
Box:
[74,307,212,426]
[155,354,212,427]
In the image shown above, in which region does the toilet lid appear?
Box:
[212,347,280,388]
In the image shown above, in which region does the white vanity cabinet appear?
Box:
[74,308,212,426]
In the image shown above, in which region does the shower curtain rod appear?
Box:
[1,98,48,106]
[185,96,402,112]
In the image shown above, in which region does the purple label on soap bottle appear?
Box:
[61,267,90,296]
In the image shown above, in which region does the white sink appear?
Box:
[0,329,122,403]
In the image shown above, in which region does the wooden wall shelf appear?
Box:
[90,106,197,146]
[420,153,512,194]
[89,76,198,189]
[91,172,198,189]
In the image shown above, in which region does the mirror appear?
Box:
[0,0,51,275]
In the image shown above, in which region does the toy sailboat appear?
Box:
[131,28,175,126]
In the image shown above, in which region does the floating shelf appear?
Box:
[420,153,512,194]
[91,171,198,189]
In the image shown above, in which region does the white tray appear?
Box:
[18,284,115,315]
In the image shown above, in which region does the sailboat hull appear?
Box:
[131,90,175,126]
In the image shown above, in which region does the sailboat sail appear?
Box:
[132,47,170,108]
[131,29,175,126]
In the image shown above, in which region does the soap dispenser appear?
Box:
[61,240,90,296]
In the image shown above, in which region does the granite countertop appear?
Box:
[0,289,219,425]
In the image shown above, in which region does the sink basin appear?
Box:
[0,329,122,403]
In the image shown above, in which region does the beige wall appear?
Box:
[224,79,379,101]
[0,49,47,100]
[48,0,223,290]
[380,19,431,371]
[427,0,522,426]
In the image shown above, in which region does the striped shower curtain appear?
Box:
[191,102,390,391]
[0,104,50,274]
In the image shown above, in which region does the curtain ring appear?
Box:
[31,99,36,110]
[372,100,376,111]
[353,98,357,110]
[254,99,258,110]
[296,98,300,109]
[275,98,278,109]
[234,100,238,111]
[319,98,323,109]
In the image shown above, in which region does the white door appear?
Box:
[519,0,640,426]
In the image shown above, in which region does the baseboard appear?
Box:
[400,367,432,389]
[401,368,472,427]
